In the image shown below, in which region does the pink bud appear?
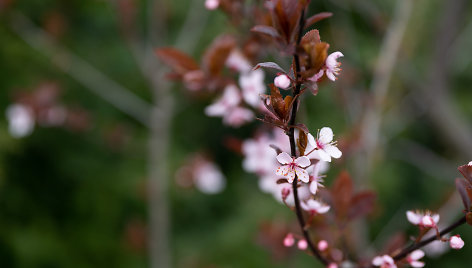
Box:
[450,235,464,249]
[317,240,328,251]
[274,74,291,89]
[205,0,219,10]
[297,239,308,250]
[327,263,338,268]
[283,233,295,247]
[281,187,291,200]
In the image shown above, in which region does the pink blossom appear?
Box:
[274,74,291,89]
[306,161,326,195]
[193,160,226,194]
[449,235,464,250]
[297,239,308,250]
[239,69,266,107]
[275,152,311,183]
[317,240,328,251]
[205,0,219,10]
[242,134,277,175]
[300,199,330,215]
[6,104,35,138]
[406,210,439,228]
[283,233,295,247]
[372,255,397,268]
[225,49,251,73]
[307,127,342,162]
[327,263,338,268]
[308,51,343,82]
[406,250,425,268]
[205,84,254,127]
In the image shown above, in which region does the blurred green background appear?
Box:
[1,0,472,267]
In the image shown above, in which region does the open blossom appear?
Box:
[239,69,266,107]
[205,84,254,127]
[275,152,310,183]
[372,255,397,268]
[406,250,425,268]
[450,235,464,249]
[225,49,251,73]
[308,51,343,82]
[306,160,326,195]
[307,127,342,162]
[274,74,291,89]
[193,159,226,194]
[300,199,330,214]
[406,210,439,228]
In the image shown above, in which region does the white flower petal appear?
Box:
[276,152,292,164]
[309,181,318,195]
[317,149,332,162]
[295,167,309,183]
[324,144,342,159]
[432,214,440,224]
[276,165,290,176]
[307,133,317,148]
[410,261,425,268]
[295,156,311,168]
[325,70,336,81]
[286,170,296,183]
[407,211,421,225]
[319,127,334,144]
[410,250,425,260]
[372,256,383,266]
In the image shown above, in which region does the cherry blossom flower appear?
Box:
[372,255,397,268]
[193,160,226,194]
[307,127,342,162]
[283,233,295,247]
[327,263,338,268]
[308,51,343,82]
[406,250,425,268]
[300,199,330,215]
[274,74,291,89]
[6,103,35,138]
[239,69,266,107]
[317,240,328,251]
[306,160,326,195]
[205,0,219,10]
[275,152,311,183]
[225,49,251,73]
[449,235,464,250]
[242,134,278,175]
[273,181,311,207]
[205,84,254,127]
[297,239,308,250]
[406,210,440,228]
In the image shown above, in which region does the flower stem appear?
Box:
[288,7,329,266]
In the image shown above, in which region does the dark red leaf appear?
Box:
[155,48,199,75]
[458,163,472,184]
[254,62,286,73]
[305,12,333,29]
[456,178,472,211]
[251,25,281,39]
[202,35,236,76]
[348,191,376,220]
[331,171,353,219]
[269,84,286,119]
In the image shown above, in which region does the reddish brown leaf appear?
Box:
[155,48,199,75]
[305,12,333,29]
[254,61,286,73]
[456,178,472,211]
[331,171,353,219]
[297,129,307,156]
[467,212,472,226]
[348,191,376,220]
[458,163,472,184]
[202,35,236,76]
[251,25,281,39]
[269,84,286,119]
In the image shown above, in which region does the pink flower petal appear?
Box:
[276,152,292,165]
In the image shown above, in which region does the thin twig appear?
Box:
[288,7,329,266]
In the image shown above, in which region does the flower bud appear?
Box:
[274,74,291,89]
[297,239,308,250]
[317,240,328,251]
[205,0,219,10]
[450,235,465,249]
[283,233,295,247]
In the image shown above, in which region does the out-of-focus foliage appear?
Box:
[1,0,472,267]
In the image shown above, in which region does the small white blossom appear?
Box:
[406,210,439,228]
[193,160,226,194]
[300,199,330,215]
[275,152,310,183]
[372,255,397,268]
[274,74,291,89]
[450,235,464,250]
[6,104,35,138]
[205,0,219,10]
[406,250,425,268]
[239,69,265,107]
[307,127,342,162]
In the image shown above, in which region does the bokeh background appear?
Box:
[1,0,472,267]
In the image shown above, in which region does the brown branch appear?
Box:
[392,215,466,261]
[288,7,329,266]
